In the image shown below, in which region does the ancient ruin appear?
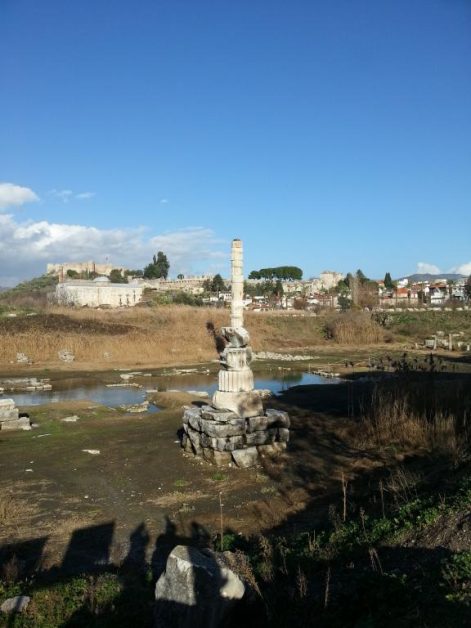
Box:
[181,239,290,467]
[0,399,31,431]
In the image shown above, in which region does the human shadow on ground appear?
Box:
[0,515,262,627]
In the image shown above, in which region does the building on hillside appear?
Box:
[55,277,143,307]
[47,261,124,278]
[140,275,213,295]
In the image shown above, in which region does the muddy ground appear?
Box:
[1,353,469,574]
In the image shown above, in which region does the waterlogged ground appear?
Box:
[0,363,388,568]
[2,353,466,571]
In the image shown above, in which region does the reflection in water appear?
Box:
[7,371,341,410]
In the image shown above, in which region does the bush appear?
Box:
[324,311,384,344]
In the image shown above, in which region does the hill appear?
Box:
[402,273,465,283]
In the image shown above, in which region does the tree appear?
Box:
[211,274,226,293]
[356,269,367,284]
[248,270,261,280]
[125,269,143,278]
[203,274,226,294]
[143,251,170,279]
[465,275,471,301]
[384,272,394,290]
[249,266,303,281]
[177,273,184,280]
[109,268,128,283]
[66,269,79,279]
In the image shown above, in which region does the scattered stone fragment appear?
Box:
[16,352,31,364]
[121,401,149,413]
[1,596,31,614]
[62,415,80,422]
[58,349,75,362]
[82,449,100,455]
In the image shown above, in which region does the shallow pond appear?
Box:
[6,370,341,411]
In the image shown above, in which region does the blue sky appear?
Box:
[1,0,470,284]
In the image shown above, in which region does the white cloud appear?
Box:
[0,215,227,286]
[450,262,471,276]
[49,189,73,202]
[0,183,39,210]
[49,189,95,201]
[75,192,95,200]
[416,262,441,275]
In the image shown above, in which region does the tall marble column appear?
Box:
[212,239,263,418]
[231,239,244,329]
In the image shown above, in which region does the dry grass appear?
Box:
[357,388,469,463]
[0,306,327,367]
[324,311,384,345]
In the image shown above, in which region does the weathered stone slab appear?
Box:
[202,448,233,466]
[212,390,263,418]
[231,447,259,468]
[201,434,245,451]
[245,428,277,446]
[199,418,245,438]
[188,414,201,431]
[155,545,245,627]
[1,595,31,614]
[187,428,203,454]
[0,417,31,431]
[246,415,269,432]
[265,409,291,428]
[201,408,238,423]
[183,406,202,425]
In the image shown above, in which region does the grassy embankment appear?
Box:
[0,303,470,369]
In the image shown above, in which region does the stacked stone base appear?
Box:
[182,405,289,468]
[0,399,31,431]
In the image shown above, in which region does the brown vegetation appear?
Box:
[324,311,384,344]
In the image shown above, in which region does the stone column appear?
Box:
[212,238,263,418]
[231,239,244,329]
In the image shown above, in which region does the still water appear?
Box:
[6,371,341,410]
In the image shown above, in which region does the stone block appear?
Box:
[245,428,277,446]
[278,428,290,443]
[212,391,264,418]
[188,415,201,431]
[202,448,232,466]
[201,408,239,423]
[155,545,244,627]
[201,434,244,451]
[183,406,202,425]
[0,410,19,421]
[187,427,203,452]
[246,416,269,432]
[0,417,31,431]
[265,409,291,428]
[199,418,245,439]
[231,447,259,468]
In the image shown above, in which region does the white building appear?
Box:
[55,277,144,307]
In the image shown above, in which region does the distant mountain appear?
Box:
[401,273,465,283]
